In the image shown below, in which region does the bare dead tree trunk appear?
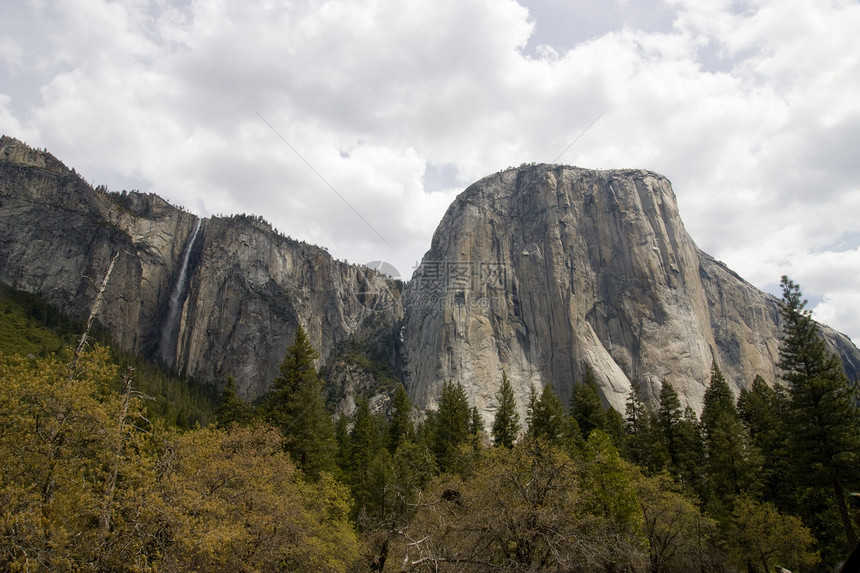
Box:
[70,251,119,377]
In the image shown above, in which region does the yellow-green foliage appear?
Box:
[0,349,360,572]
[0,284,215,428]
[156,424,360,572]
[726,495,819,572]
[637,473,719,572]
[393,438,645,572]
[0,285,75,357]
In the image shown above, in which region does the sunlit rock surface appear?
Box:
[402,164,860,422]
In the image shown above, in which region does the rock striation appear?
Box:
[402,165,860,423]
[0,136,403,400]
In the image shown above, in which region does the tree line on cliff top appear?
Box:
[1,277,858,572]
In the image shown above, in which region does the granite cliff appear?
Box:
[1,137,857,419]
[0,136,403,401]
[402,165,860,422]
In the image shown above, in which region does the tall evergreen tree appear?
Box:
[604,406,627,449]
[737,375,784,441]
[349,396,386,518]
[657,380,683,466]
[700,361,761,512]
[738,375,794,511]
[334,412,351,476]
[469,406,483,436]
[658,380,703,492]
[267,325,336,479]
[526,384,573,446]
[432,380,471,473]
[700,361,735,434]
[623,383,668,472]
[624,382,649,436]
[388,383,415,453]
[778,276,860,549]
[569,365,606,438]
[215,376,254,428]
[675,406,705,495]
[492,372,520,448]
[468,405,485,455]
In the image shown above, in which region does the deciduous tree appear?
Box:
[726,495,819,573]
[638,473,718,573]
[396,441,644,572]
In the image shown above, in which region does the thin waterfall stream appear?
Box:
[158,219,201,368]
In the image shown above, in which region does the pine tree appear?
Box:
[388,383,415,453]
[432,380,471,473]
[700,361,761,512]
[334,412,351,475]
[674,406,705,495]
[469,406,483,437]
[658,380,703,492]
[738,375,794,511]
[624,382,649,436]
[267,325,336,479]
[569,365,606,438]
[700,361,735,434]
[526,384,572,446]
[349,396,386,518]
[604,406,627,449]
[657,380,683,466]
[778,276,860,548]
[215,376,255,428]
[492,372,520,448]
[623,383,668,472]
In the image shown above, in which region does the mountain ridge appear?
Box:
[1,135,857,420]
[0,135,403,404]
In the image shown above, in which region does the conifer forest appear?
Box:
[1,277,858,572]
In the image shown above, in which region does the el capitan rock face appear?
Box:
[1,137,857,418]
[402,164,860,422]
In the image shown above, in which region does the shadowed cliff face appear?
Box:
[0,136,404,400]
[402,164,860,422]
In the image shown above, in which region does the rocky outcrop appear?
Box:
[0,136,403,399]
[402,165,860,423]
[2,138,857,419]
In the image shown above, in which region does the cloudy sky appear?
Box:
[2,0,859,343]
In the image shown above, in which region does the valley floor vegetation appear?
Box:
[1,277,858,572]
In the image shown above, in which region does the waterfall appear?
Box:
[158,219,201,368]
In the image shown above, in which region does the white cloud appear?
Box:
[0,35,23,69]
[815,293,860,345]
[2,0,859,342]
[0,94,32,140]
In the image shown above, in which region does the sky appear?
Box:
[1,0,859,343]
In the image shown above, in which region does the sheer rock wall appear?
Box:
[402,165,860,422]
